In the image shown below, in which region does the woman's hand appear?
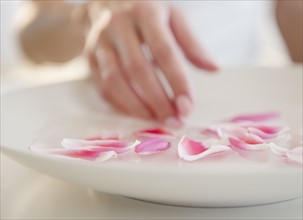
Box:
[86,1,217,127]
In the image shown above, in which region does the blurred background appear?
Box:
[0,0,292,93]
[1,0,88,93]
[1,1,23,73]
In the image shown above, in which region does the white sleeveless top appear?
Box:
[68,0,275,66]
[69,0,283,67]
[170,1,272,66]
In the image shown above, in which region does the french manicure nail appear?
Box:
[194,51,219,72]
[164,116,183,129]
[176,95,193,117]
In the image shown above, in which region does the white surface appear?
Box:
[1,67,302,213]
[0,0,24,73]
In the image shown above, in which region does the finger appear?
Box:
[87,47,102,87]
[170,7,219,72]
[95,43,154,119]
[136,8,193,117]
[87,46,128,114]
[108,12,182,126]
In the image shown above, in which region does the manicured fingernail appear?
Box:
[200,57,219,72]
[195,52,219,72]
[175,95,192,117]
[209,66,219,72]
[164,116,183,128]
[205,60,219,72]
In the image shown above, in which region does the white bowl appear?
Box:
[1,67,302,207]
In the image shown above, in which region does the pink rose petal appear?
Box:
[247,127,280,140]
[84,131,119,141]
[61,138,127,149]
[229,112,280,123]
[62,138,138,154]
[228,137,269,151]
[94,151,118,162]
[243,125,287,140]
[29,147,117,161]
[134,128,174,139]
[178,136,231,161]
[201,127,224,139]
[231,128,265,144]
[178,136,208,156]
[58,148,116,161]
[134,137,170,155]
[85,136,119,141]
[287,147,303,164]
[246,125,284,134]
[270,143,288,157]
[270,144,302,164]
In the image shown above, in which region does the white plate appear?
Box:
[1,67,302,207]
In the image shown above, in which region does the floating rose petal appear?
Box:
[270,144,302,164]
[272,134,292,148]
[244,125,287,140]
[85,136,119,141]
[134,137,170,155]
[201,127,224,139]
[201,124,262,140]
[95,151,118,162]
[57,148,117,161]
[270,143,288,157]
[228,137,269,151]
[29,147,117,161]
[133,128,174,139]
[231,128,265,144]
[61,138,126,149]
[178,136,208,155]
[246,125,284,134]
[247,127,280,140]
[178,136,231,161]
[85,131,120,141]
[61,138,138,155]
[229,112,280,123]
[287,147,303,164]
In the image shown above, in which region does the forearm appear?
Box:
[276,0,303,63]
[17,0,133,64]
[18,1,87,63]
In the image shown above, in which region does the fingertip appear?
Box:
[143,111,156,120]
[163,116,184,129]
[195,57,220,73]
[175,95,193,117]
[204,62,220,72]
